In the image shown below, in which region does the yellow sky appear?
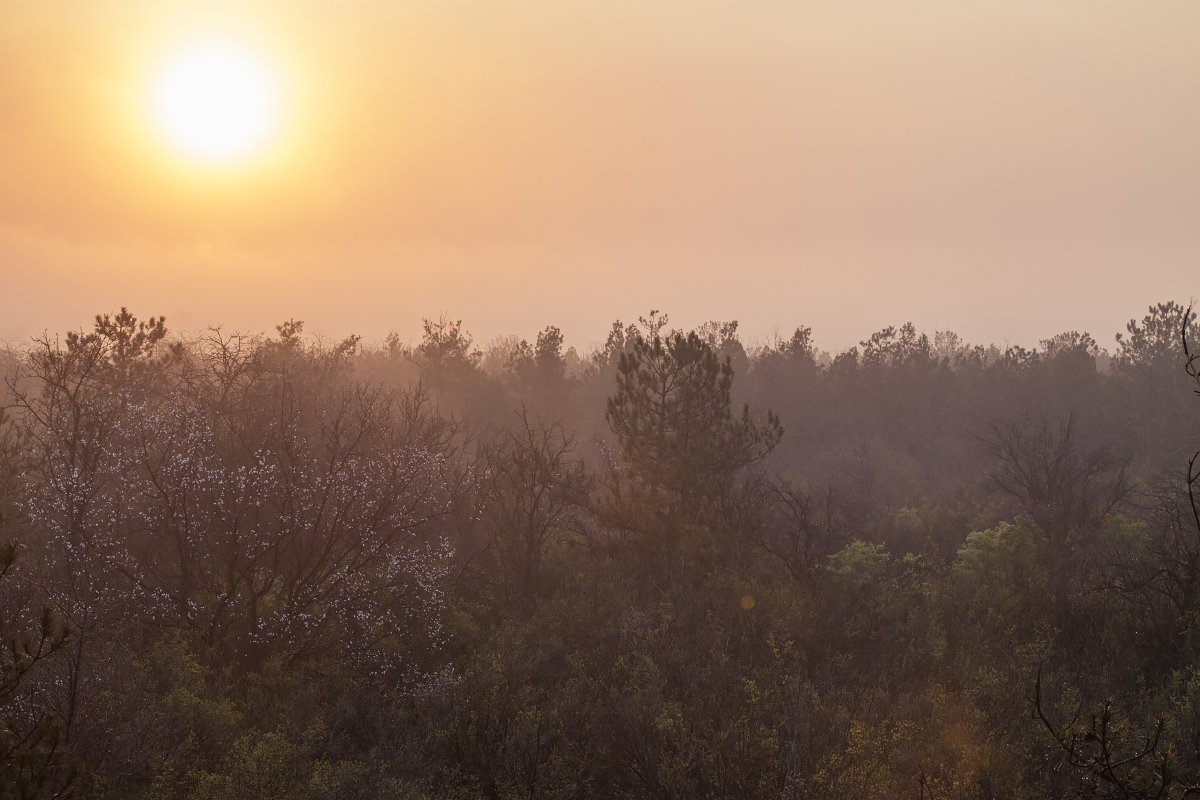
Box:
[2,1,1198,350]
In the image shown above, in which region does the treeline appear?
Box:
[0,302,1198,799]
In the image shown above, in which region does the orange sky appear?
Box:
[2,1,1198,352]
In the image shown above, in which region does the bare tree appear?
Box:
[1183,304,1200,537]
[985,413,1129,560]
[477,408,591,604]
[1033,668,1200,800]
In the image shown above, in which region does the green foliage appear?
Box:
[955,521,1032,576]
[826,540,890,588]
[0,302,1197,799]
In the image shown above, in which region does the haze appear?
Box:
[1,0,1197,348]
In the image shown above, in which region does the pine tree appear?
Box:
[602,321,781,548]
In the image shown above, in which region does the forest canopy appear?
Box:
[1,301,1199,799]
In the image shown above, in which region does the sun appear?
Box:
[152,41,280,164]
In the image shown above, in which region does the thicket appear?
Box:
[1,301,1198,799]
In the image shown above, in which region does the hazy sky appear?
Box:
[2,1,1197,352]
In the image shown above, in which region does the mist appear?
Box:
[4,1,1200,797]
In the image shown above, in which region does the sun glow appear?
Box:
[152,41,280,164]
